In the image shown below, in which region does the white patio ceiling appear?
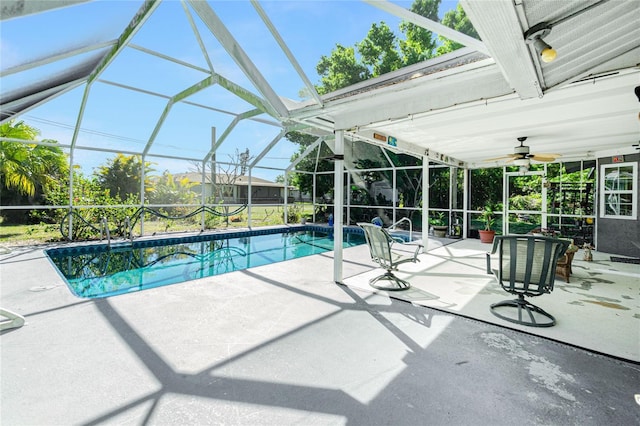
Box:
[1,0,639,173]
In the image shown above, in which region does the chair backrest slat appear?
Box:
[358,223,393,269]
[491,235,569,296]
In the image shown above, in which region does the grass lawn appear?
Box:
[0,223,62,247]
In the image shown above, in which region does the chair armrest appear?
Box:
[486,238,499,274]
[487,238,500,255]
[411,243,424,260]
[486,252,492,275]
[393,242,423,260]
[388,242,423,268]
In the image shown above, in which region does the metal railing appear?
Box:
[124,216,132,241]
[388,217,413,242]
[100,216,111,249]
[60,205,248,242]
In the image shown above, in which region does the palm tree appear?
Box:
[0,120,68,222]
[0,120,41,197]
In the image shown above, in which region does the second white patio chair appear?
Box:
[358,223,422,291]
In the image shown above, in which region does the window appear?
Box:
[600,162,637,219]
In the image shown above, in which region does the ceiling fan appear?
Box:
[485,137,561,168]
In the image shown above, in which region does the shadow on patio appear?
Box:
[343,238,639,362]
[1,240,638,424]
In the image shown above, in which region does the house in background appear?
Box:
[173,173,301,204]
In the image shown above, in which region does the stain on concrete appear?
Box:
[582,275,615,284]
[581,300,629,310]
[29,285,58,292]
[481,332,576,401]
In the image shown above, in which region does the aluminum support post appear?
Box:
[333,130,344,283]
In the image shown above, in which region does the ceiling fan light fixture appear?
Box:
[525,22,557,63]
[483,136,561,165]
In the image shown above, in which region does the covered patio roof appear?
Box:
[290,0,640,167]
[1,0,638,173]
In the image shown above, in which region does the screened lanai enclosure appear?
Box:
[1,0,639,257]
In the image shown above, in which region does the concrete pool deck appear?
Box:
[1,234,639,425]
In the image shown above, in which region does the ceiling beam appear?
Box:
[286,137,324,173]
[142,76,219,156]
[69,0,161,153]
[128,44,211,74]
[461,0,543,100]
[188,0,290,120]
[251,0,323,107]
[364,0,489,55]
[213,74,274,117]
[0,0,90,21]
[203,109,264,163]
[250,129,287,168]
[180,0,216,73]
[0,41,115,78]
[87,0,160,85]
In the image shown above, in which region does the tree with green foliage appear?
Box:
[0,120,68,199]
[470,168,503,211]
[147,170,197,207]
[437,4,480,55]
[316,44,371,95]
[95,154,153,202]
[43,168,140,236]
[292,0,481,220]
[45,170,104,206]
[286,132,335,199]
[358,22,403,76]
[400,0,441,64]
[0,120,69,223]
[429,167,451,209]
[314,0,480,96]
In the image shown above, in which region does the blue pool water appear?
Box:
[46,226,365,299]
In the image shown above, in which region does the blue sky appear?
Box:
[1,0,459,180]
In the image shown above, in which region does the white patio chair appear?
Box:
[358,223,422,291]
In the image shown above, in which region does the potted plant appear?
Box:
[430,212,448,238]
[478,205,496,243]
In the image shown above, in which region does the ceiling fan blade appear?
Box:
[483,154,518,162]
[530,153,561,162]
[532,152,561,157]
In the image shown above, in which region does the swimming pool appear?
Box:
[46,226,365,299]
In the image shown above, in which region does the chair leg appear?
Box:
[369,270,411,291]
[490,295,555,327]
[556,265,570,283]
